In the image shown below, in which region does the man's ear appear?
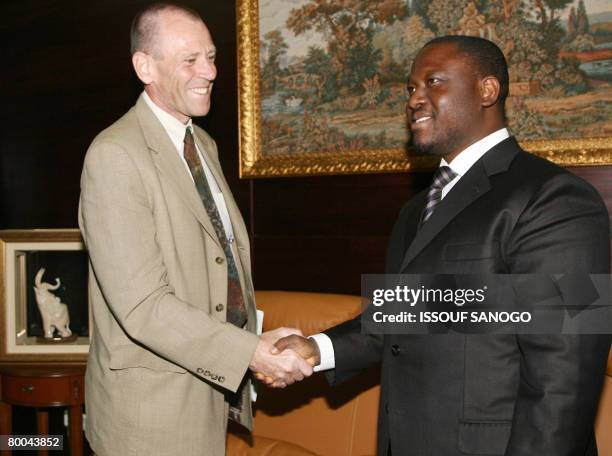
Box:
[132,51,154,85]
[480,76,501,108]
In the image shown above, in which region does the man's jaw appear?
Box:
[410,114,442,157]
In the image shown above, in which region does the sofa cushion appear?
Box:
[227,432,318,455]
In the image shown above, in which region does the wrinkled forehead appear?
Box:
[157,10,214,48]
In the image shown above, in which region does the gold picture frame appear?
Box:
[237,0,612,178]
[0,229,90,363]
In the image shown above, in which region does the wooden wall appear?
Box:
[1,0,611,301]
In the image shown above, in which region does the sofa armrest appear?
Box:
[255,291,362,335]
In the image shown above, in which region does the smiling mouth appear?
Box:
[413,116,432,124]
[190,87,211,95]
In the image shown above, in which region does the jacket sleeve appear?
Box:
[324,315,383,385]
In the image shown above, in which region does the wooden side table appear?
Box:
[0,365,85,456]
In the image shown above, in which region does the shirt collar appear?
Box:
[441,128,509,176]
[142,91,193,152]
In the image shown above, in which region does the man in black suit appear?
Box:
[272,36,611,455]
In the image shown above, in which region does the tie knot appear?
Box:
[432,166,457,189]
[184,127,195,146]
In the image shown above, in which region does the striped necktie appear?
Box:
[420,166,458,226]
[183,127,247,328]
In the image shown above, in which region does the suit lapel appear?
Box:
[192,131,250,253]
[400,161,491,271]
[399,137,521,272]
[135,97,220,247]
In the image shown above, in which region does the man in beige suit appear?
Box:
[78,3,312,455]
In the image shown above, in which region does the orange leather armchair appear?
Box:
[596,349,612,454]
[227,291,378,456]
[227,291,612,456]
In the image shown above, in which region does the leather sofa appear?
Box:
[227,291,612,456]
[596,349,612,454]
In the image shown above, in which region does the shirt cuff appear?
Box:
[309,333,335,372]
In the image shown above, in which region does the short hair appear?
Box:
[424,35,509,105]
[130,2,202,57]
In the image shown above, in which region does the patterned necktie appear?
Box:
[420,166,458,226]
[183,127,247,328]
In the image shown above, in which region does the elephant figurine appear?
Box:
[33,268,72,338]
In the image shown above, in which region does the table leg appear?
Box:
[0,401,11,455]
[69,405,83,456]
[0,401,11,435]
[36,410,49,456]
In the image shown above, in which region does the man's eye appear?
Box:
[427,77,440,86]
[185,58,196,64]
[406,87,415,96]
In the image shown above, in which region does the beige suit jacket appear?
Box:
[78,95,259,456]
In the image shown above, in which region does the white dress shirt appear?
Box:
[143,91,235,243]
[312,128,510,372]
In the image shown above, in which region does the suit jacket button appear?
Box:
[391,345,400,356]
[215,256,224,264]
[197,368,204,374]
[215,304,224,312]
[219,376,225,383]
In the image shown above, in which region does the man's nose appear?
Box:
[197,58,217,81]
[407,88,425,112]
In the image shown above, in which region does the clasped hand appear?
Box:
[249,329,321,388]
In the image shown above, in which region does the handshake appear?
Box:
[248,328,321,388]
